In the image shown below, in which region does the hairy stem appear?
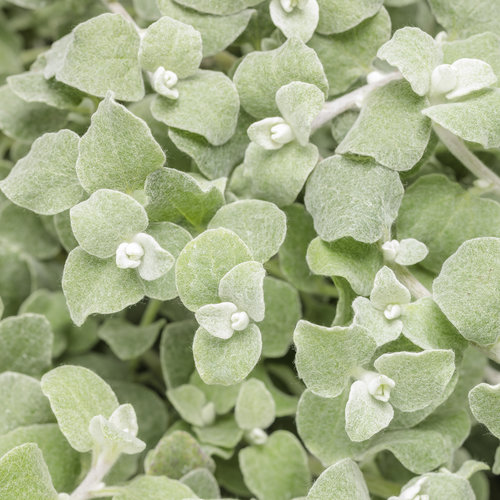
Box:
[392,264,432,300]
[69,452,115,500]
[433,124,500,190]
[311,72,402,132]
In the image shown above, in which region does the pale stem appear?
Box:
[433,124,500,191]
[69,452,115,500]
[484,365,500,385]
[391,264,431,300]
[311,72,402,132]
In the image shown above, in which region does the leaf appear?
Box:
[307,237,383,296]
[269,0,319,43]
[239,431,311,500]
[56,14,144,101]
[70,189,148,259]
[396,174,500,273]
[393,238,429,266]
[174,0,262,15]
[370,266,410,310]
[375,350,456,412]
[378,27,441,96]
[444,58,497,100]
[306,459,370,500]
[294,321,376,398]
[41,365,119,453]
[469,383,500,439]
[145,168,226,228]
[0,85,67,143]
[316,0,384,34]
[0,314,53,376]
[113,475,197,500]
[433,237,500,345]
[0,424,81,493]
[62,247,145,326]
[190,371,241,415]
[175,228,252,312]
[168,384,213,427]
[241,142,319,207]
[345,380,394,441]
[219,261,266,322]
[7,72,84,110]
[98,318,165,361]
[139,16,202,77]
[157,0,254,57]
[309,8,391,96]
[193,414,243,448]
[195,302,238,340]
[337,80,432,171]
[0,372,54,435]
[304,155,404,243]
[151,70,239,146]
[233,38,328,119]
[0,443,58,500]
[235,379,275,430]
[76,94,165,193]
[181,468,220,498]
[193,324,262,385]
[145,430,215,479]
[208,200,286,263]
[258,276,301,358]
[427,0,500,39]
[423,89,500,149]
[0,130,83,215]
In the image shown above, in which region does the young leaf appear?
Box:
[76,94,165,193]
[269,0,319,43]
[40,364,119,452]
[235,379,276,430]
[174,0,262,15]
[0,130,83,215]
[180,468,220,499]
[56,14,144,101]
[304,155,404,243]
[113,475,197,500]
[469,383,500,439]
[167,384,212,427]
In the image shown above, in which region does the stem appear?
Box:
[433,124,500,191]
[311,72,402,132]
[392,264,432,300]
[69,452,115,500]
[140,299,162,326]
[105,1,138,27]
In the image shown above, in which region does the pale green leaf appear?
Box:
[233,38,328,119]
[469,383,500,439]
[444,58,497,100]
[41,365,119,453]
[195,302,238,340]
[77,93,165,194]
[239,431,311,500]
[193,414,243,448]
[307,459,370,500]
[0,130,83,215]
[0,314,52,376]
[208,200,286,263]
[394,238,429,266]
[175,228,252,311]
[304,155,404,242]
[181,468,220,499]
[113,475,197,500]
[337,80,432,171]
[56,14,144,101]
[370,266,410,310]
[70,189,148,259]
[139,16,202,77]
[62,247,145,326]
[193,324,262,385]
[151,70,239,146]
[174,0,263,15]
[0,443,58,500]
[433,237,500,345]
[235,379,275,430]
[167,384,212,427]
[294,321,376,398]
[269,0,319,43]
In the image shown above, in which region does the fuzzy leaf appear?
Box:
[433,237,500,345]
[195,302,238,340]
[41,365,119,452]
[77,94,165,193]
[167,384,211,427]
[0,130,83,215]
[139,16,202,77]
[193,324,262,386]
[180,468,220,499]
[175,228,252,311]
[269,0,319,43]
[304,155,404,243]
[337,80,432,171]
[174,0,262,15]
[469,383,500,439]
[56,14,144,101]
[294,321,376,398]
[235,379,275,430]
[370,266,410,310]
[239,431,311,500]
[193,414,243,448]
[113,475,197,500]
[233,38,328,119]
[151,70,240,146]
[70,189,148,259]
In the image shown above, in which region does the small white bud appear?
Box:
[382,239,400,262]
[231,311,250,331]
[246,428,268,445]
[390,477,428,500]
[435,31,448,44]
[430,64,458,95]
[384,303,402,320]
[367,70,388,85]
[354,368,396,403]
[474,178,493,190]
[116,241,144,269]
[280,0,307,12]
[270,122,295,145]
[152,67,179,100]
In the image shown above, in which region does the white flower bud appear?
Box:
[270,122,295,145]
[430,64,458,96]
[382,239,400,262]
[280,0,307,12]
[246,428,268,445]
[354,368,395,403]
[116,241,144,269]
[384,303,402,320]
[152,67,179,99]
[231,311,250,331]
